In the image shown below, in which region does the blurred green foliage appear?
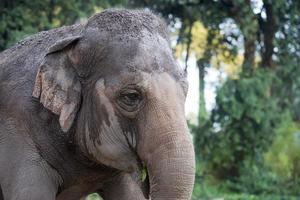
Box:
[195,69,280,179]
[265,112,300,184]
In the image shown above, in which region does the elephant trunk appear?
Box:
[137,111,195,200]
[146,128,195,200]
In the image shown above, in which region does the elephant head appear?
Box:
[33,9,195,200]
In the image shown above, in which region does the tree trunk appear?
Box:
[261,0,277,68]
[197,58,208,125]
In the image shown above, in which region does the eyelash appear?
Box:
[117,88,143,112]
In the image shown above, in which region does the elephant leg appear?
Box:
[0,126,61,200]
[0,151,61,200]
[99,172,148,200]
[2,163,60,200]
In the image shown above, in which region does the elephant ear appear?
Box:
[33,36,82,132]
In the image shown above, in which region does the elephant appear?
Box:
[0,9,195,200]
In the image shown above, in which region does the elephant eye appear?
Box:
[117,89,142,112]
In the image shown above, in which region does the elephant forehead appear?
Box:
[135,35,175,72]
[100,33,178,75]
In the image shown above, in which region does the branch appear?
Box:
[176,21,186,46]
[220,0,257,73]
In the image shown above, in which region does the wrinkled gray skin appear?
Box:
[0,9,195,200]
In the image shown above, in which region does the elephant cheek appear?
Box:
[85,121,137,172]
[82,79,139,172]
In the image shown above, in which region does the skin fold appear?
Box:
[0,9,195,200]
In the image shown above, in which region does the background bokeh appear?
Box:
[1,0,300,199]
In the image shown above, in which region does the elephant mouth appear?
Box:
[125,143,150,198]
[130,154,150,198]
[140,165,150,199]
